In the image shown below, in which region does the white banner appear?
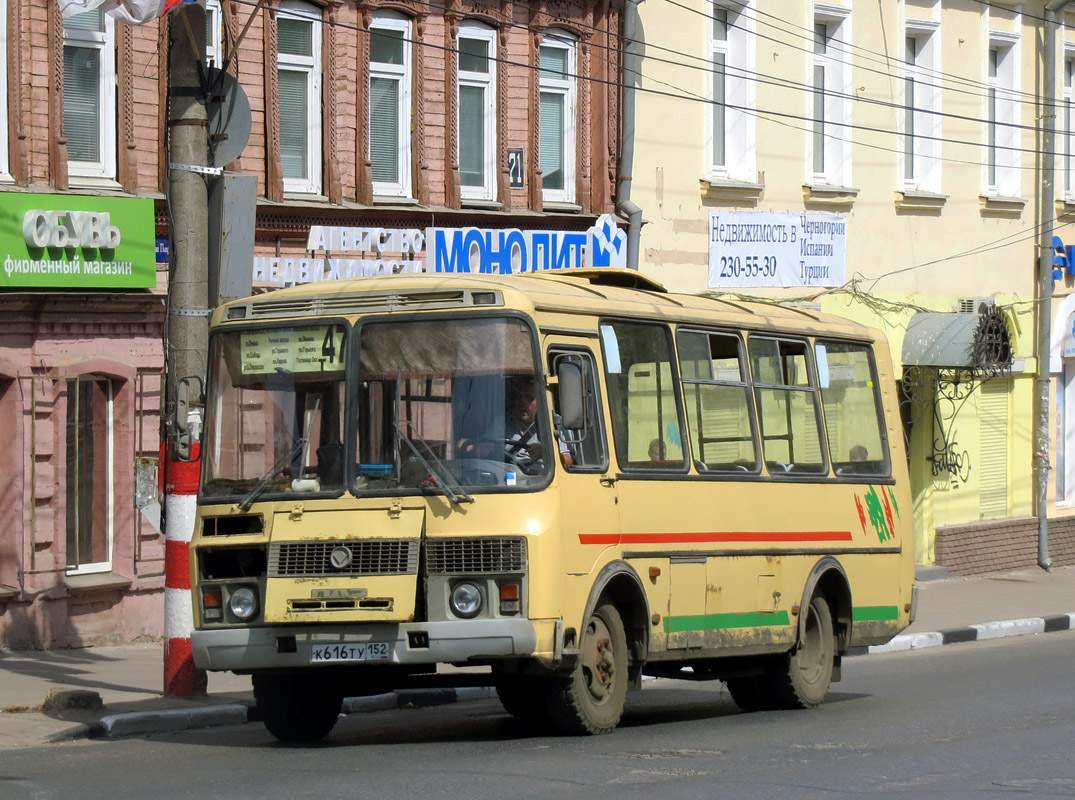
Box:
[708,210,847,289]
[59,0,188,25]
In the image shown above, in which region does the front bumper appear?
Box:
[192,619,538,671]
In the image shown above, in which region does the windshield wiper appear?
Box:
[238,437,307,511]
[394,420,473,505]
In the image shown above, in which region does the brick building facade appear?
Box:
[0,0,625,648]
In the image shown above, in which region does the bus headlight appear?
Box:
[228,586,259,621]
[449,581,483,619]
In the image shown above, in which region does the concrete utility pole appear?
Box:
[163,2,210,696]
[1035,0,1070,573]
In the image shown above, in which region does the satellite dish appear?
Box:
[206,67,252,168]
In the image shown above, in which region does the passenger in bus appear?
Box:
[850,444,868,462]
[648,438,667,462]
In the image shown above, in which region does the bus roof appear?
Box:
[218,269,879,341]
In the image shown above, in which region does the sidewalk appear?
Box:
[1,565,1073,749]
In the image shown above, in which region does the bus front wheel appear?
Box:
[771,595,835,709]
[253,673,343,743]
[544,603,628,735]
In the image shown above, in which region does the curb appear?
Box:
[56,616,1075,742]
[83,687,498,741]
[864,612,1075,654]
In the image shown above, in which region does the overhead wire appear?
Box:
[249,0,1075,171]
[227,0,1075,286]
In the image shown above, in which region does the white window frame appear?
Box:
[369,11,413,199]
[276,0,322,195]
[63,10,117,183]
[984,31,1020,198]
[808,4,851,188]
[539,30,577,205]
[902,19,941,193]
[65,378,114,577]
[0,2,10,182]
[206,0,224,70]
[707,0,756,182]
[1063,46,1075,201]
[457,21,497,202]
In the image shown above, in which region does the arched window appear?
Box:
[66,376,115,574]
[457,21,497,201]
[277,0,323,194]
[538,30,576,204]
[369,11,413,198]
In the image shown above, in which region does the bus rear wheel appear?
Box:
[253,673,343,743]
[544,603,628,735]
[770,595,835,709]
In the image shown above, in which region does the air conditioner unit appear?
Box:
[957,297,994,314]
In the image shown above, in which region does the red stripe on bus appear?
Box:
[578,531,854,545]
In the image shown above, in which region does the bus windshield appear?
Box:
[355,316,548,492]
[202,323,348,503]
[201,315,548,504]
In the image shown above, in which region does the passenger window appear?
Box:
[599,321,686,470]
[677,330,758,473]
[817,341,890,477]
[548,349,608,471]
[749,336,826,475]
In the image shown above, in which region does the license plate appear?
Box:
[310,642,392,663]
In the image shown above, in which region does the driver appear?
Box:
[504,380,573,469]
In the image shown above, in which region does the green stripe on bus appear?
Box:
[853,605,900,622]
[663,610,792,634]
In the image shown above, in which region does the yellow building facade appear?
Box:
[628,0,1075,571]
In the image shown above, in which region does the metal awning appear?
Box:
[901,308,1013,372]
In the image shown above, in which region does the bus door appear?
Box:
[597,319,708,651]
[545,343,619,578]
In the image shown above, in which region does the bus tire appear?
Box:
[770,595,835,709]
[253,673,342,743]
[726,676,776,712]
[495,676,554,728]
[544,603,628,735]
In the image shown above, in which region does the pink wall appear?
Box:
[0,295,166,648]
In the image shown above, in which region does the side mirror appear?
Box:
[557,361,586,430]
[174,376,204,461]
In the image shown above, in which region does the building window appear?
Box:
[985,35,1019,196]
[277,0,321,195]
[66,377,114,575]
[63,9,117,182]
[903,22,941,193]
[369,11,412,198]
[206,0,223,70]
[708,1,755,181]
[457,21,497,201]
[539,30,576,204]
[809,7,851,188]
[1063,53,1074,200]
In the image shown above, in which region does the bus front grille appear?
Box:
[425,537,527,574]
[268,540,419,577]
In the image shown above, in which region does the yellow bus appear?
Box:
[189,268,915,741]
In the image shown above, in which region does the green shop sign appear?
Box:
[0,193,156,289]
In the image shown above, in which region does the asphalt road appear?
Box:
[3,633,1074,800]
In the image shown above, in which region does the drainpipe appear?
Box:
[1035,1,1069,571]
[616,0,644,270]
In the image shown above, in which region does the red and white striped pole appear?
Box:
[163,435,207,697]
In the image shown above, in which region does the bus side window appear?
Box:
[817,340,891,478]
[548,349,608,471]
[599,321,686,470]
[749,336,827,475]
[676,329,759,473]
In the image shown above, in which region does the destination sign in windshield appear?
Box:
[240,325,346,375]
